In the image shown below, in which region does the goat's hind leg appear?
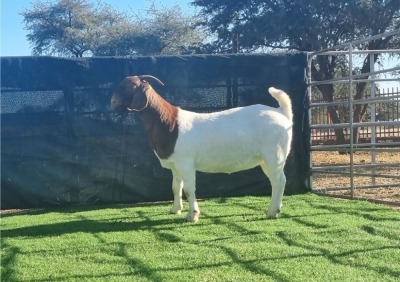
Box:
[261,162,286,219]
[170,168,183,214]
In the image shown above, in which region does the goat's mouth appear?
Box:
[111,98,126,114]
[112,106,128,114]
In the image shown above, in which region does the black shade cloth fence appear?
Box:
[1,53,309,209]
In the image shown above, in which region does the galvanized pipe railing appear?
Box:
[307,29,400,202]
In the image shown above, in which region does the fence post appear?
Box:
[370,53,377,185]
[348,43,355,198]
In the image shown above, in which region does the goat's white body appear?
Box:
[155,87,293,222]
[158,105,292,174]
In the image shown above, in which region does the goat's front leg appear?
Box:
[177,165,199,223]
[170,169,183,215]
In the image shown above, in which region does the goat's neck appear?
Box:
[138,89,179,159]
[139,90,177,130]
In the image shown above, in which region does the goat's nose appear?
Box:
[110,98,117,110]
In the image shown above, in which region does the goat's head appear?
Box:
[111,75,164,114]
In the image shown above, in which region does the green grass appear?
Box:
[1,193,400,282]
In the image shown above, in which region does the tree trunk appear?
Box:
[317,83,346,146]
[327,106,346,145]
[313,50,382,149]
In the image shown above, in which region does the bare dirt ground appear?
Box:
[312,151,400,208]
[0,209,39,216]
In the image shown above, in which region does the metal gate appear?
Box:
[307,30,400,206]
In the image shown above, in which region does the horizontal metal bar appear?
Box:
[309,100,349,107]
[308,64,400,86]
[352,95,400,105]
[309,29,400,56]
[310,121,400,129]
[336,66,400,81]
[355,66,400,78]
[311,143,400,149]
[344,147,400,152]
[311,170,400,179]
[309,77,400,86]
[311,146,400,152]
[310,96,400,108]
[313,182,400,191]
[312,162,400,171]
[309,94,400,107]
[309,49,400,55]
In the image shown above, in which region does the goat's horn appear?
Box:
[138,75,164,86]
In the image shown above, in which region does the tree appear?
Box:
[21,0,205,57]
[148,6,205,55]
[92,5,205,56]
[193,0,400,144]
[22,0,104,57]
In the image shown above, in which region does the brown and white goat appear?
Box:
[111,75,293,222]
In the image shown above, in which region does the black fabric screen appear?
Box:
[1,53,310,209]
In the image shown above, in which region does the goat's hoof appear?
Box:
[266,209,280,219]
[186,211,200,223]
[170,208,182,215]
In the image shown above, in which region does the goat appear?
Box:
[111,75,293,223]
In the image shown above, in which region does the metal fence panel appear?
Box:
[307,30,400,206]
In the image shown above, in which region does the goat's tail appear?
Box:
[268,87,293,121]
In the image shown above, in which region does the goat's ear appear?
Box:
[128,90,148,112]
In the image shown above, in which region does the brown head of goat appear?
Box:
[111,75,164,114]
[111,75,179,159]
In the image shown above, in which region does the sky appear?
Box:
[0,0,196,56]
[0,0,398,88]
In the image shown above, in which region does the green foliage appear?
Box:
[21,0,205,57]
[92,5,205,56]
[2,194,400,281]
[193,0,400,52]
[22,0,103,57]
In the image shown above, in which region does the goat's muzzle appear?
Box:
[110,95,127,114]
